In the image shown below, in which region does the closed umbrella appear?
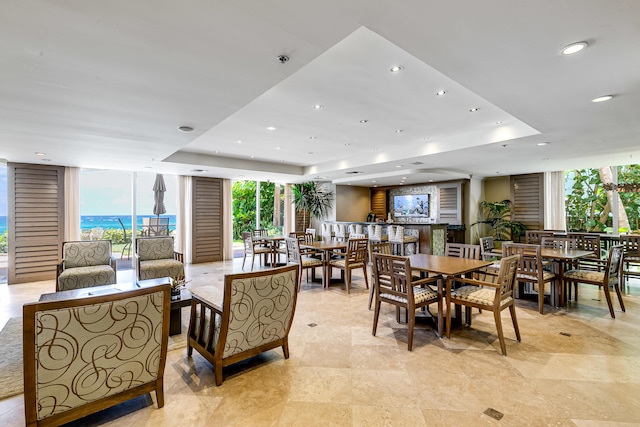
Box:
[153,173,166,218]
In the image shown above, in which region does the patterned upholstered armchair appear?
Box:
[187,264,299,385]
[56,240,117,291]
[135,236,185,281]
[23,283,171,426]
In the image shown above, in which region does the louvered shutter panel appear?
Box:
[8,163,64,284]
[191,177,223,263]
[370,188,387,219]
[437,184,461,225]
[511,173,544,234]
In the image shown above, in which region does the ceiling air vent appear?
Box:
[345,171,362,174]
[410,161,424,165]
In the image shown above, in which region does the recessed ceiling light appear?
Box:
[429,180,434,182]
[469,107,480,112]
[372,180,377,183]
[309,136,317,140]
[436,90,446,96]
[190,169,207,173]
[178,125,194,133]
[360,119,368,123]
[402,176,407,179]
[390,65,404,72]
[250,155,255,158]
[496,121,503,125]
[236,140,242,144]
[313,104,323,110]
[34,152,46,156]
[423,137,430,141]
[560,41,588,55]
[592,95,613,103]
[396,165,402,168]
[399,182,404,185]
[276,147,281,150]
[345,143,351,147]
[266,126,276,131]
[373,148,378,152]
[395,129,403,133]
[537,142,549,146]
[373,185,378,188]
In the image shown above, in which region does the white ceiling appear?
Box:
[1,1,639,187]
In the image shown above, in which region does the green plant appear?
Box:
[0,230,7,253]
[472,199,526,241]
[292,182,334,231]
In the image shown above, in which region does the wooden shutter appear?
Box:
[437,182,462,225]
[191,177,223,263]
[511,173,544,234]
[370,188,387,219]
[8,163,64,284]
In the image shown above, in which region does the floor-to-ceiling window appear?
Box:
[0,164,7,284]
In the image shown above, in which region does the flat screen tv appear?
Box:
[393,194,430,218]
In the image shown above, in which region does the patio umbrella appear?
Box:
[153,173,166,218]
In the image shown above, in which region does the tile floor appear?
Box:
[1,258,639,426]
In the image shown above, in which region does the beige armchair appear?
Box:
[56,240,117,291]
[187,265,299,385]
[23,283,171,426]
[135,236,184,281]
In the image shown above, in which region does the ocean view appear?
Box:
[0,215,176,234]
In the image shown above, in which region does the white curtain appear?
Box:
[176,175,192,263]
[64,167,80,241]
[544,171,567,231]
[283,184,293,236]
[223,179,233,260]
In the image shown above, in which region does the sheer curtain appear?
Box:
[223,179,233,260]
[176,175,192,263]
[64,167,80,241]
[544,171,566,231]
[283,184,293,236]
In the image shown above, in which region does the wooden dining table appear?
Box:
[407,254,493,337]
[539,247,595,306]
[255,235,286,267]
[300,240,348,287]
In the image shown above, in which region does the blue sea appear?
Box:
[0,215,176,234]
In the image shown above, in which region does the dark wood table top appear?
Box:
[407,254,492,277]
[540,248,595,260]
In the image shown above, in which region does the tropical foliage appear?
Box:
[0,230,7,253]
[566,165,640,233]
[292,182,334,231]
[232,180,283,240]
[472,199,527,241]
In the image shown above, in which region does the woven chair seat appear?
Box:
[516,271,555,282]
[564,269,605,283]
[380,286,438,305]
[301,257,323,267]
[453,286,513,306]
[329,259,364,269]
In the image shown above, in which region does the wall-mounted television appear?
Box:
[393,194,430,218]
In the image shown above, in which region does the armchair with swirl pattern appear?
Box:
[23,283,171,426]
[187,264,299,385]
[135,236,184,281]
[56,240,117,291]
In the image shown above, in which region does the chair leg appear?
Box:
[601,284,616,318]
[538,283,545,314]
[509,304,521,342]
[242,253,247,270]
[407,308,415,351]
[346,269,351,294]
[155,378,165,408]
[214,363,223,386]
[282,337,290,359]
[493,308,507,356]
[372,300,381,336]
[363,266,369,289]
[614,280,626,312]
[368,274,375,310]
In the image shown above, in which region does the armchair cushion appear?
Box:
[137,237,175,261]
[57,265,116,291]
[63,240,113,268]
[139,259,184,281]
[57,240,117,291]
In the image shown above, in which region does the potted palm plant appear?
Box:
[292,182,334,232]
[472,199,526,246]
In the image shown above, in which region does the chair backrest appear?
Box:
[253,229,267,238]
[218,265,299,359]
[387,225,405,243]
[367,224,382,242]
[350,233,366,239]
[305,228,316,238]
[321,223,332,235]
[368,241,392,264]
[62,240,112,268]
[479,236,496,259]
[348,224,363,236]
[372,253,415,304]
[621,234,640,256]
[567,232,601,258]
[23,284,171,426]
[604,245,624,285]
[136,236,175,261]
[525,230,554,245]
[503,243,542,277]
[495,254,520,302]
[118,217,129,240]
[285,237,301,265]
[346,238,368,264]
[242,232,255,253]
[541,236,577,249]
[445,243,481,260]
[334,224,347,240]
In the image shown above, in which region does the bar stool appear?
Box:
[388,225,419,255]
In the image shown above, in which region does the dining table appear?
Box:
[407,254,493,337]
[299,240,348,287]
[255,235,286,267]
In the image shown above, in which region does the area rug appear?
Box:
[0,317,23,400]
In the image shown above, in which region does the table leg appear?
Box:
[169,307,182,336]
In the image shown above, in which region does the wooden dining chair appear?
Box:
[564,245,625,318]
[371,253,441,351]
[446,254,521,356]
[367,241,392,309]
[620,234,640,285]
[479,236,502,261]
[525,230,554,245]
[445,242,481,260]
[285,237,323,291]
[328,238,369,293]
[503,243,557,314]
[241,232,272,271]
